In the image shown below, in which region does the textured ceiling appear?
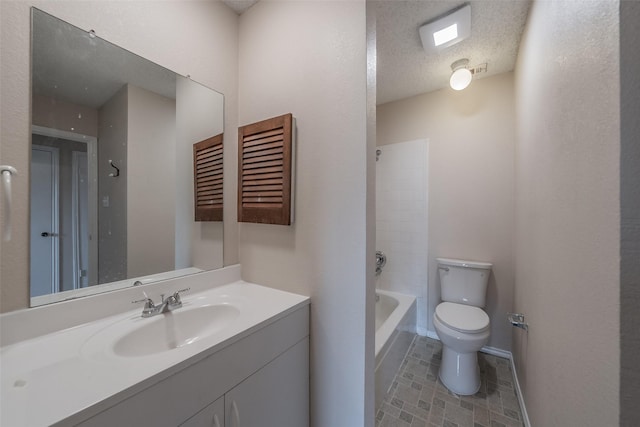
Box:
[374,0,531,105]
[35,1,530,108]
[32,9,177,109]
[222,0,260,15]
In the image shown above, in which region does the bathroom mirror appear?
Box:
[30,8,224,306]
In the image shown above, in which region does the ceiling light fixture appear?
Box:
[433,23,458,46]
[449,59,473,91]
[419,4,471,53]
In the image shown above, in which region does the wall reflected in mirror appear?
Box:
[30,8,224,306]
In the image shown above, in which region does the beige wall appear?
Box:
[0,1,239,312]
[377,73,516,351]
[32,94,99,137]
[620,1,640,423]
[127,84,176,278]
[237,0,373,425]
[513,1,620,425]
[97,86,128,283]
[175,76,224,272]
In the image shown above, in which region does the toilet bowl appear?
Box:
[433,301,490,395]
[434,257,492,396]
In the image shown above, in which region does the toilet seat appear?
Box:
[435,302,490,334]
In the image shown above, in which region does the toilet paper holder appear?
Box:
[507,312,529,331]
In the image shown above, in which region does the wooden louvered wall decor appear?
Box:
[193,134,223,221]
[238,113,294,225]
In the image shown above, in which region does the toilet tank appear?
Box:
[437,258,492,307]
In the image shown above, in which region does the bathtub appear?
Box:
[375,289,416,409]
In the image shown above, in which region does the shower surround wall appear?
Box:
[376,139,428,334]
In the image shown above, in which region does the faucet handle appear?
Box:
[131,297,155,308]
[132,291,155,307]
[132,293,158,317]
[172,287,191,303]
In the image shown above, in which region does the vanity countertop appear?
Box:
[0,281,309,427]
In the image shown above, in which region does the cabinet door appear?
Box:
[225,338,309,427]
[180,396,224,427]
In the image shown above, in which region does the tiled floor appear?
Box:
[376,336,524,427]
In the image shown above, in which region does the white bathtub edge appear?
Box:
[374,290,417,410]
[416,326,429,337]
[375,290,416,358]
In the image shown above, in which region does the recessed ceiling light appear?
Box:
[419,5,471,53]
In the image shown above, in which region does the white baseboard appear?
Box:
[480,345,511,360]
[417,329,531,427]
[509,355,531,427]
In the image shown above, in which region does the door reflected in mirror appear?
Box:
[30,131,97,297]
[30,8,224,306]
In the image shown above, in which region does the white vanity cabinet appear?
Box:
[224,338,309,427]
[74,305,309,427]
[179,339,309,427]
[181,397,224,427]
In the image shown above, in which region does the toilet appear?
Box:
[433,257,492,395]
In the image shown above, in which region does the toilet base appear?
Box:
[439,346,481,396]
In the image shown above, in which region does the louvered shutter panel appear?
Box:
[238,113,293,225]
[193,134,223,221]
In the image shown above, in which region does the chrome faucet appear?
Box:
[132,288,190,318]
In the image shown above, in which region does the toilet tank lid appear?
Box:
[437,258,492,270]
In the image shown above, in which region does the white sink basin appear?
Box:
[83,304,240,358]
[114,304,240,357]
